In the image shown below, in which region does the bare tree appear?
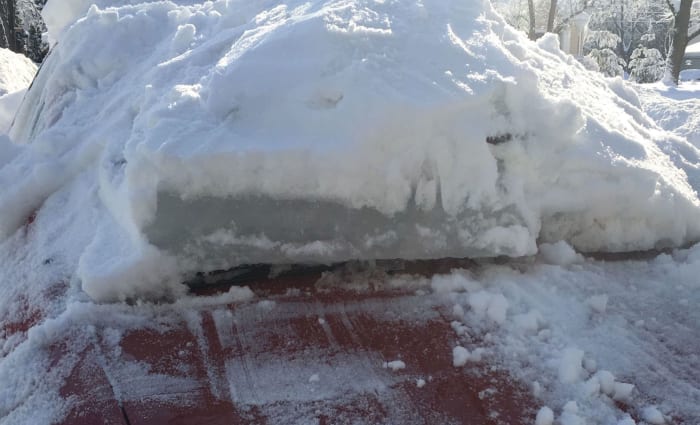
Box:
[0,0,17,51]
[503,0,594,42]
[665,0,700,84]
[547,0,558,32]
[528,0,537,39]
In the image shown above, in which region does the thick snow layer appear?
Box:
[0,49,37,134]
[5,0,700,300]
[0,49,37,97]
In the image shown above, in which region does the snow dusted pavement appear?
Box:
[3,265,535,425]
[2,248,699,424]
[455,249,700,424]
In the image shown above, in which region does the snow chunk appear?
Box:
[532,380,543,398]
[416,378,426,388]
[453,346,470,367]
[587,294,609,314]
[224,286,256,302]
[535,406,554,425]
[641,406,665,425]
[452,346,483,366]
[612,382,635,402]
[172,23,196,52]
[383,360,405,371]
[468,291,509,325]
[559,348,585,383]
[559,401,586,425]
[594,370,616,395]
[539,241,584,266]
[587,370,634,401]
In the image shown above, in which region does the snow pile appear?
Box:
[4,0,700,300]
[635,83,700,197]
[0,48,36,97]
[0,48,37,175]
[0,48,37,133]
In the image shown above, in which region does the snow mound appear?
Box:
[0,48,37,97]
[636,83,700,194]
[0,48,37,133]
[4,0,700,300]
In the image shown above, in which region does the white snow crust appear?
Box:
[2,0,700,301]
[0,49,37,134]
[0,49,36,98]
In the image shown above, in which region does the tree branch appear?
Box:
[551,1,594,35]
[666,0,677,15]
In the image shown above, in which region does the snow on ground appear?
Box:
[1,238,699,424]
[636,82,700,146]
[2,0,700,301]
[635,81,700,193]
[433,246,700,424]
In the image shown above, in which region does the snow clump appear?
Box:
[535,406,554,425]
[559,348,585,383]
[641,406,665,425]
[539,241,584,266]
[382,360,406,371]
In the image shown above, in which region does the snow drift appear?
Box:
[0,48,37,133]
[0,48,36,98]
[0,48,36,171]
[3,0,700,301]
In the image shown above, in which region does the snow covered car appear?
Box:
[1,0,700,424]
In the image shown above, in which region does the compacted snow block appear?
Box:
[4,0,700,300]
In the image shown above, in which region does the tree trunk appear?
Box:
[528,0,537,40]
[667,0,694,85]
[7,0,14,51]
[547,0,558,33]
[0,0,8,48]
[0,0,16,50]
